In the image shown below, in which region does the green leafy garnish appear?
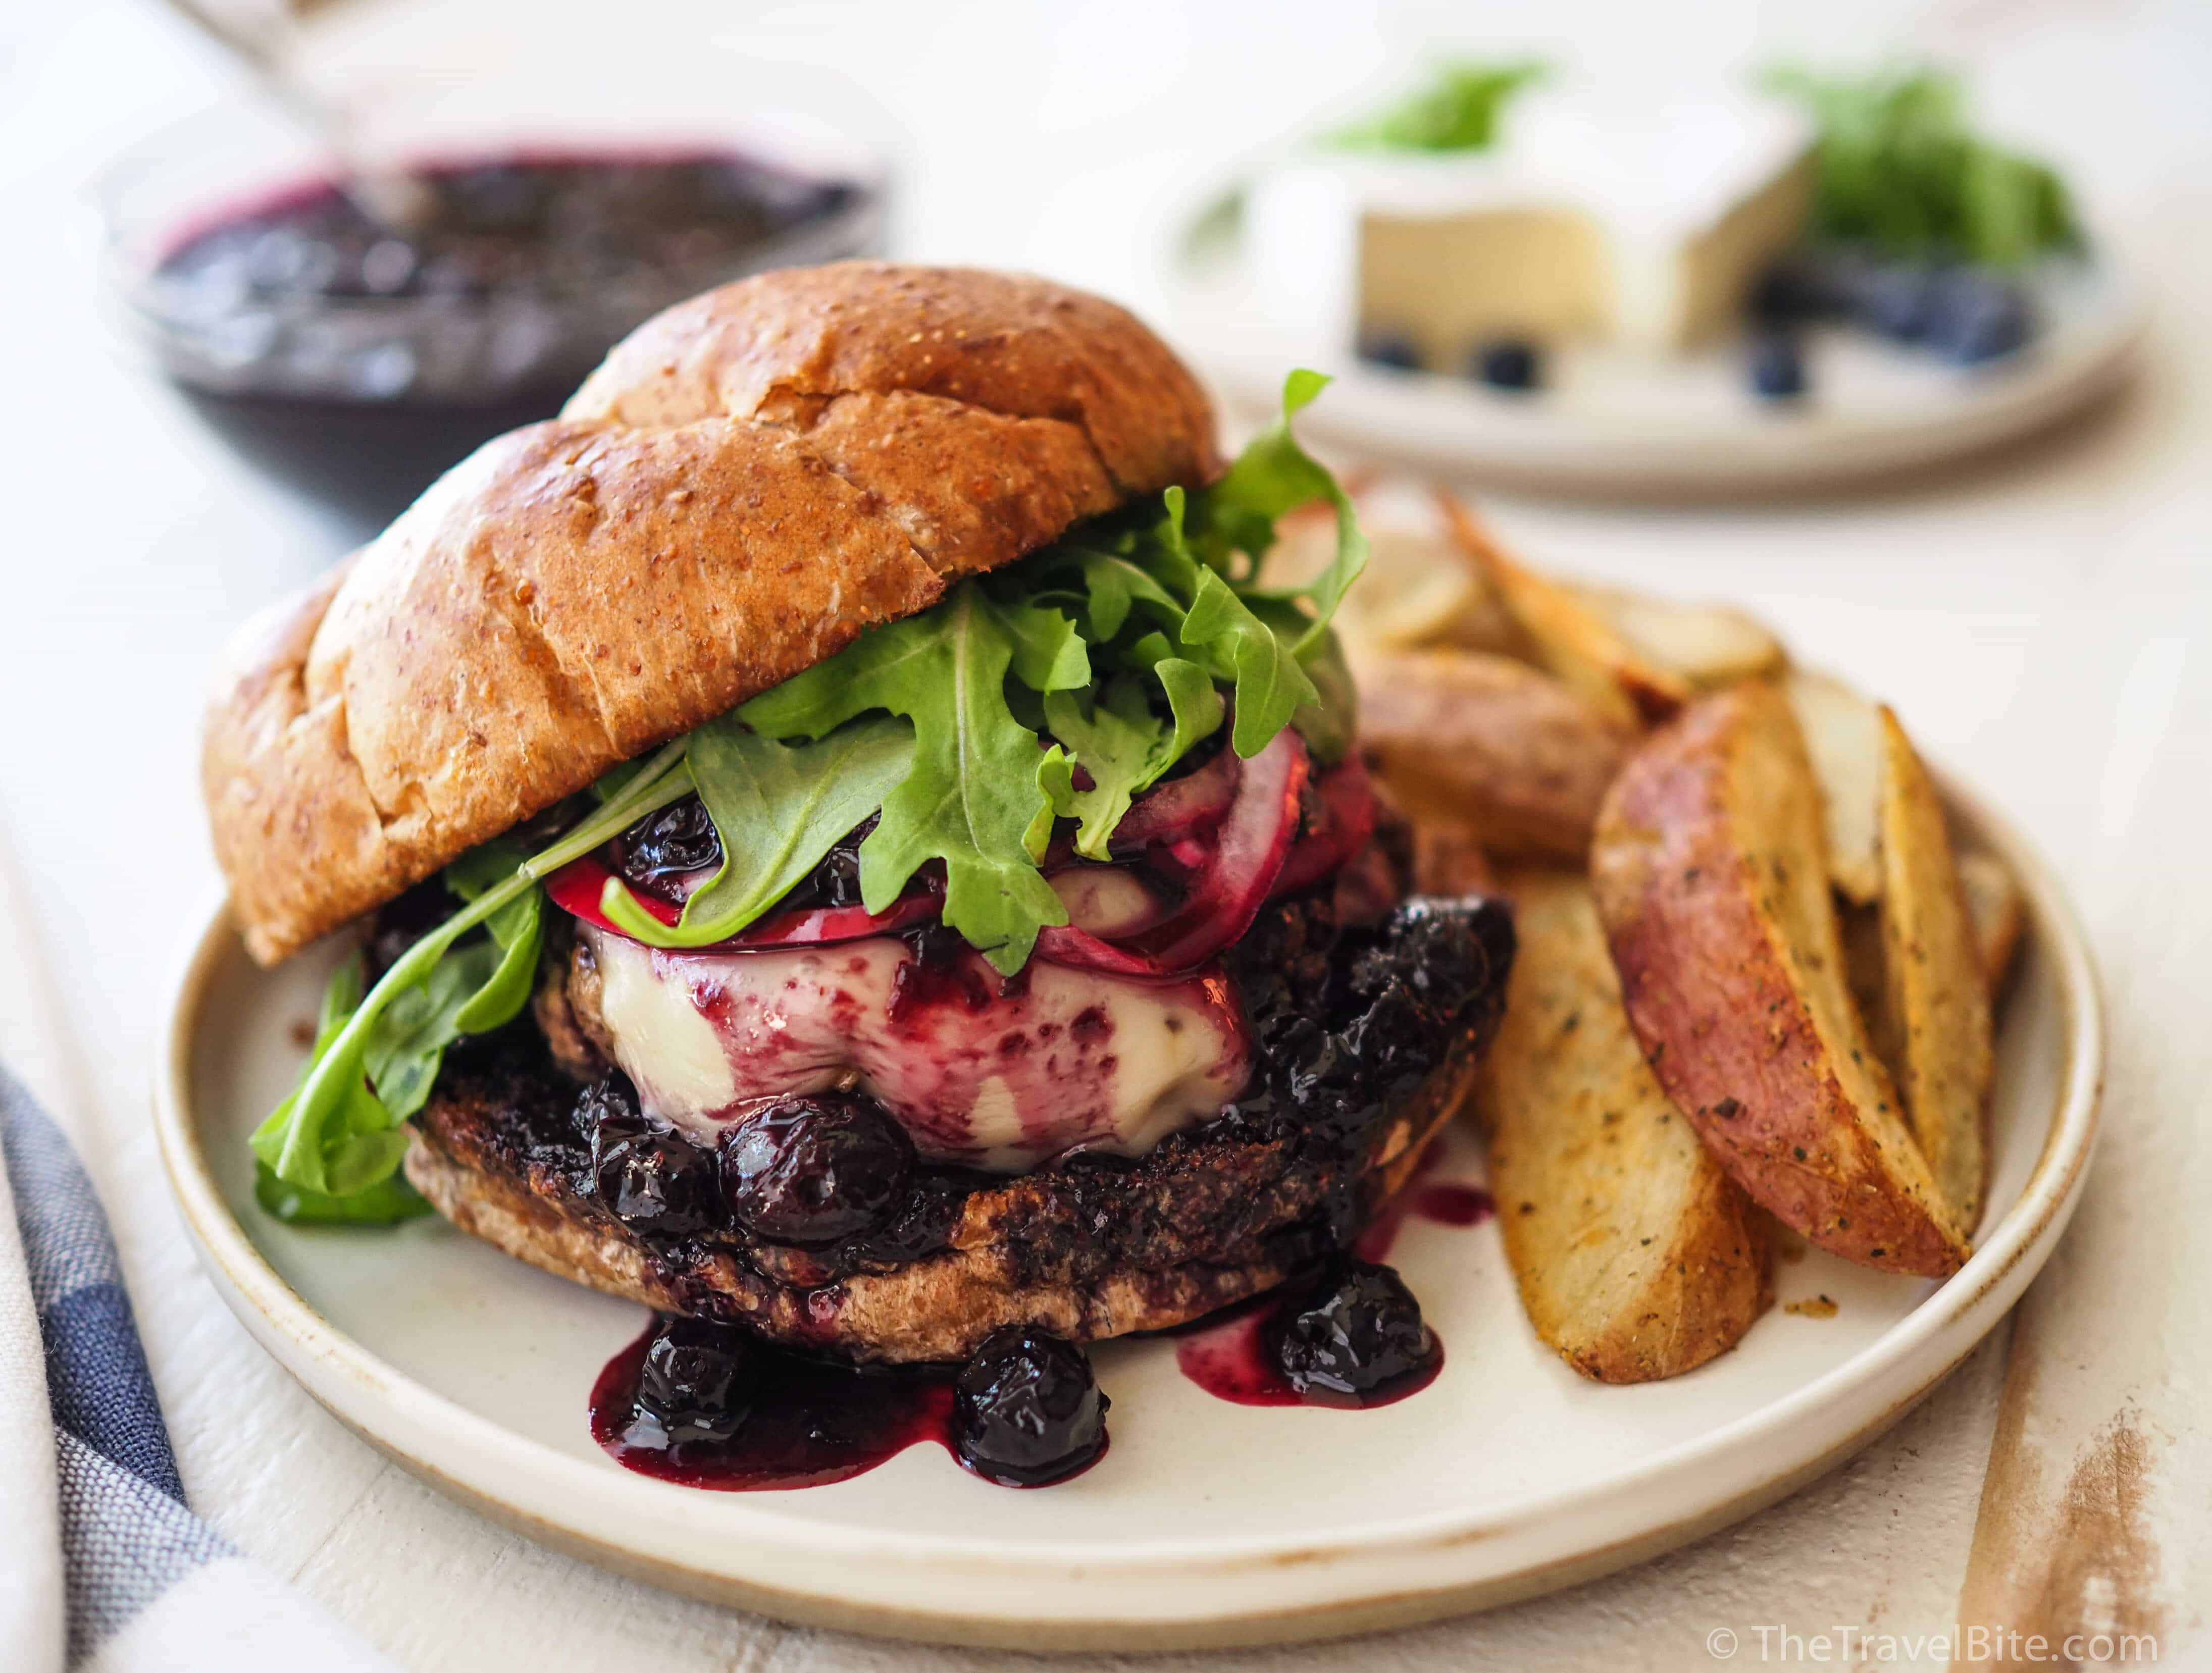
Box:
[250,741,697,1205]
[256,369,1367,1210]
[599,715,915,947]
[738,586,1086,974]
[1329,62,1545,153]
[1766,66,2082,265]
[252,954,431,1224]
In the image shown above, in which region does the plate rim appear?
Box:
[153,768,2103,1647]
[1160,204,2149,495]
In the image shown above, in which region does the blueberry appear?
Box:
[1269,1259,1436,1398]
[952,1328,1109,1485]
[1355,328,1423,373]
[618,796,722,900]
[588,1080,722,1240]
[1748,258,1840,325]
[1748,332,1808,400]
[1848,264,1939,342]
[632,1316,755,1446]
[720,1093,913,1246]
[1926,271,2034,364]
[1469,339,1540,391]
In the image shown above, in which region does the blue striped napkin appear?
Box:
[1,1068,396,1672]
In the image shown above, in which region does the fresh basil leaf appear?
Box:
[741,584,1068,974]
[601,714,916,947]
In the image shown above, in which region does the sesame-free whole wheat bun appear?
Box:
[201,263,1220,966]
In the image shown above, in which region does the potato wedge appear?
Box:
[1785,668,1884,906]
[1568,583,1789,692]
[1359,649,1638,863]
[1438,497,1689,725]
[1409,819,1502,898]
[1869,707,1996,1230]
[1959,850,2024,994]
[1268,481,1523,660]
[1590,682,1972,1277]
[1479,870,1772,1382]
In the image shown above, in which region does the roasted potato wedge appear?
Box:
[1785,668,1884,906]
[1868,707,1996,1230]
[1590,682,1972,1277]
[1479,870,1772,1382]
[1409,819,1502,897]
[1360,649,1638,863]
[1958,850,2024,994]
[1567,583,1788,692]
[1268,480,1523,660]
[1439,497,1689,725]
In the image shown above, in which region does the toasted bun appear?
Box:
[203,264,1220,965]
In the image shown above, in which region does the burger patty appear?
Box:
[404,890,1515,1361]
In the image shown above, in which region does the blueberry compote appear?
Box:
[720,1094,914,1247]
[145,152,874,526]
[1174,1260,1443,1409]
[952,1328,1111,1486]
[592,1315,1109,1491]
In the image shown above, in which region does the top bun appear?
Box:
[202,264,1221,965]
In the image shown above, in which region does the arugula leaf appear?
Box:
[989,593,1092,693]
[740,584,1069,975]
[251,954,430,1224]
[254,1160,431,1225]
[1765,66,2082,264]
[1044,677,1168,858]
[1330,62,1545,153]
[1195,371,1370,649]
[253,742,696,1199]
[600,714,916,947]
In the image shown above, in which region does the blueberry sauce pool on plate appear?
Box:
[592,1319,958,1492]
[592,1315,1110,1491]
[142,151,877,527]
[1172,1261,1445,1410]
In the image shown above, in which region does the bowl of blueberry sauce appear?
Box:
[94,96,884,532]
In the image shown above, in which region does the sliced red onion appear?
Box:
[1047,729,1306,975]
[546,856,940,949]
[1031,924,1176,976]
[1108,742,1242,853]
[1269,754,1378,901]
[1048,863,1172,938]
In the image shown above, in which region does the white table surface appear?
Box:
[2,1,2206,1668]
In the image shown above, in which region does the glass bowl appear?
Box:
[92,88,887,532]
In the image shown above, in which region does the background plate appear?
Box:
[156,777,2100,1651]
[1162,205,2146,498]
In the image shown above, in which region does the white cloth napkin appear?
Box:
[0,1067,398,1673]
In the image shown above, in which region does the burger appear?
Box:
[204,263,1514,1485]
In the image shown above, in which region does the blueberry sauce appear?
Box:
[592,1319,956,1491]
[143,151,876,526]
[1172,1261,1444,1409]
[1353,1175,1498,1262]
[591,1315,1110,1491]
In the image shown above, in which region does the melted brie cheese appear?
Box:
[580,926,1250,1172]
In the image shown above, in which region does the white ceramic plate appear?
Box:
[156,775,2100,1651]
[1160,203,2146,498]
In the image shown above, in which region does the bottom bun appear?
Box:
[404,894,1514,1363]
